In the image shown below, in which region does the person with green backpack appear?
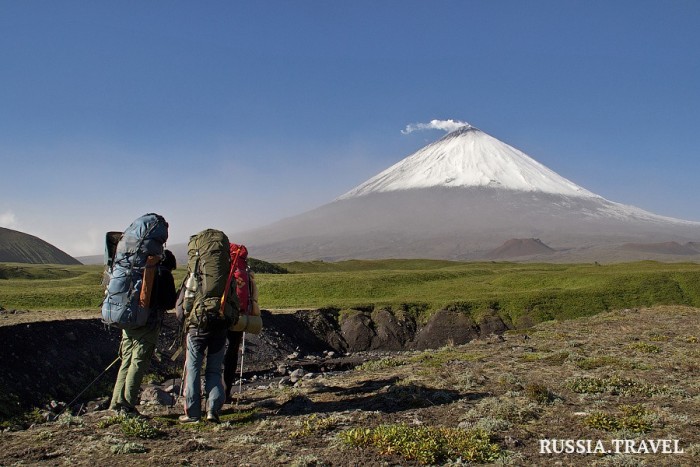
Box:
[178,229,239,423]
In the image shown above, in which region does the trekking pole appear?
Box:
[173,330,188,406]
[170,322,187,407]
[236,332,247,406]
[56,356,121,418]
[175,359,187,407]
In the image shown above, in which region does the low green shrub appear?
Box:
[339,424,501,464]
[465,397,540,424]
[120,416,162,439]
[524,383,554,404]
[290,414,339,438]
[99,414,162,439]
[110,442,148,454]
[627,342,662,353]
[575,356,633,370]
[567,376,668,397]
[584,405,656,433]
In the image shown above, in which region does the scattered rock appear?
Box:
[504,436,522,448]
[47,400,64,412]
[140,385,175,406]
[85,397,110,413]
[289,369,305,383]
[278,377,292,388]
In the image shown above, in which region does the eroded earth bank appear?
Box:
[0,307,509,415]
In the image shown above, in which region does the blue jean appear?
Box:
[183,329,227,419]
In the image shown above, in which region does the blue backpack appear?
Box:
[101,213,169,329]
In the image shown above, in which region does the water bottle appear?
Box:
[184,273,197,299]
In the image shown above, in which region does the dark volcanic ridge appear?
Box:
[0,227,80,265]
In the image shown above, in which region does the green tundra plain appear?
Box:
[2,260,700,328]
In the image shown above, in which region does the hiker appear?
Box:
[223,272,245,402]
[109,249,177,415]
[179,229,239,423]
[223,243,260,402]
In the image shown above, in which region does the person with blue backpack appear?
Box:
[102,213,176,415]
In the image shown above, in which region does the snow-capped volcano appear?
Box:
[234,124,700,262]
[340,125,597,199]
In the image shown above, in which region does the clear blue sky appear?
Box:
[1,1,699,256]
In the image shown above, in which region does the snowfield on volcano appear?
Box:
[340,124,598,199]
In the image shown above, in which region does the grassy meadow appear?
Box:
[1,259,700,328]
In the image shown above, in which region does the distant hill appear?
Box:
[0,227,80,265]
[485,238,555,259]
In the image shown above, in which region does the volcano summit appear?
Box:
[238,124,700,262]
[341,125,595,199]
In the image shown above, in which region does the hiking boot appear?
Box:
[122,406,141,417]
[178,414,200,424]
[110,404,141,417]
[206,411,220,424]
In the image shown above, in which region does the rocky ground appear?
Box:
[1,306,699,466]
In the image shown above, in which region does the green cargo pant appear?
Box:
[109,324,159,411]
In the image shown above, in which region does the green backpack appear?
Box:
[182,229,239,331]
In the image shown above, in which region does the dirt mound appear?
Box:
[340,308,509,352]
[485,238,555,259]
[0,319,122,418]
[340,308,417,351]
